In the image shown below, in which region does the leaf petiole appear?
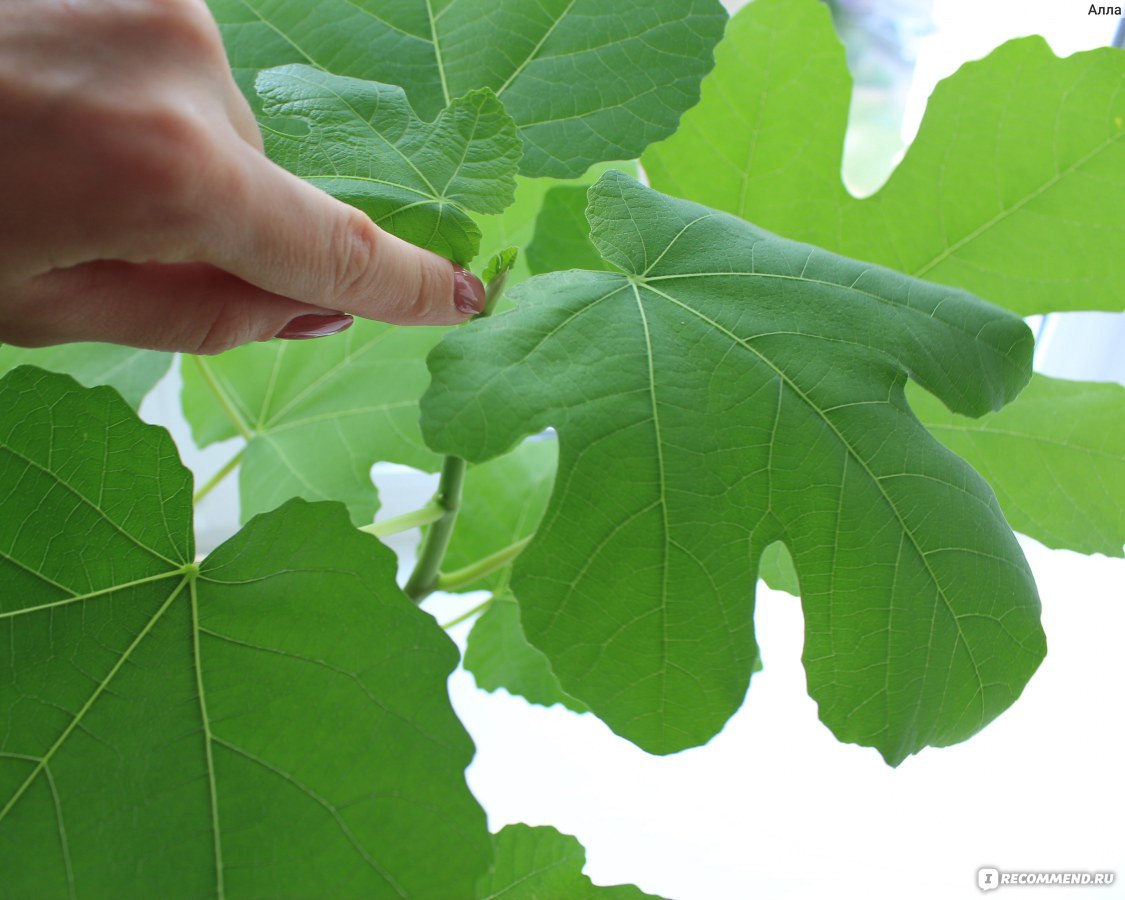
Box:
[440,597,493,630]
[359,501,445,538]
[436,536,532,594]
[193,449,245,505]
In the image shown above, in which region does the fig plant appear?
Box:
[1,0,1122,895]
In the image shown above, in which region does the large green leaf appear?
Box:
[182,320,443,525]
[0,366,489,897]
[908,375,1125,557]
[478,825,662,899]
[0,343,171,409]
[522,200,1125,567]
[258,65,521,263]
[209,0,727,178]
[643,0,1125,316]
[421,172,1044,763]
[514,182,1125,562]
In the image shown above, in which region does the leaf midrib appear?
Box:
[639,280,991,724]
[632,284,672,740]
[241,0,587,118]
[211,736,408,896]
[494,0,580,98]
[643,269,1005,348]
[0,446,185,568]
[481,854,574,898]
[190,577,225,899]
[0,569,187,620]
[425,0,451,106]
[906,129,1123,278]
[260,329,398,429]
[236,0,319,70]
[0,576,192,825]
[274,68,440,196]
[924,420,1123,461]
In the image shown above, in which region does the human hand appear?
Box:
[0,0,485,353]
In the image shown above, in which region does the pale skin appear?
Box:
[0,0,486,353]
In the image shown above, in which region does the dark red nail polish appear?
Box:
[452,265,486,317]
[275,313,354,340]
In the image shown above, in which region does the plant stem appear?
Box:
[401,263,512,602]
[359,501,445,539]
[403,455,467,602]
[440,597,494,630]
[436,535,532,594]
[193,449,244,505]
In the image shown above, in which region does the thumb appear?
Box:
[197,143,486,325]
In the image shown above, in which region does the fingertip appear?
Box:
[451,265,486,317]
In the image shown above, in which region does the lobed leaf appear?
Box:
[210,0,727,178]
[483,247,520,286]
[422,173,1045,763]
[643,0,1125,316]
[257,65,521,263]
[182,320,443,526]
[0,366,490,896]
[478,825,662,899]
[514,176,1125,563]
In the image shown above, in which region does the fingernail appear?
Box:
[452,265,486,316]
[275,313,354,340]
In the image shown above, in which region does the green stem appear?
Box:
[193,356,253,442]
[400,263,511,602]
[436,535,532,594]
[359,501,445,539]
[440,597,494,631]
[193,449,244,505]
[403,455,467,602]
